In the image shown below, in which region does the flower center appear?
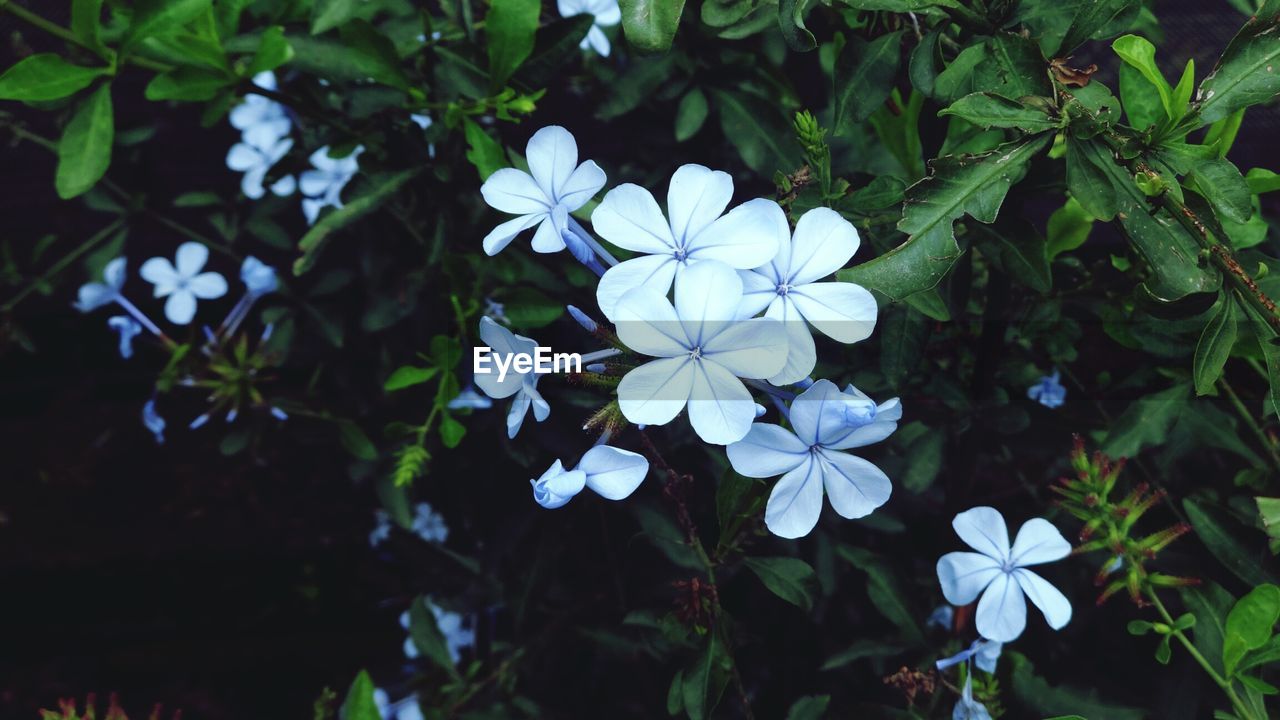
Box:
[776,282,793,296]
[689,346,702,360]
[673,247,689,262]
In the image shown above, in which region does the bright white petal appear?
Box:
[240,166,267,199]
[586,24,611,56]
[482,213,544,256]
[952,506,1011,563]
[674,260,742,347]
[823,415,899,450]
[688,198,787,269]
[787,379,843,447]
[817,449,891,519]
[103,257,127,289]
[474,317,534,399]
[526,125,578,200]
[75,283,115,312]
[1013,568,1072,630]
[787,207,860,285]
[557,0,589,15]
[701,317,788,379]
[687,361,755,445]
[596,254,678,321]
[557,159,606,209]
[617,356,695,426]
[591,184,677,254]
[764,455,824,539]
[764,297,816,385]
[139,257,179,296]
[936,552,1002,606]
[975,573,1027,643]
[299,169,331,197]
[271,174,297,197]
[302,198,325,225]
[507,392,532,438]
[164,290,198,325]
[613,286,689,356]
[174,242,208,278]
[591,0,621,24]
[226,143,261,171]
[726,423,809,478]
[187,272,228,299]
[667,164,733,247]
[737,271,778,318]
[579,445,648,500]
[530,215,567,253]
[481,168,552,215]
[789,282,877,344]
[1010,518,1073,567]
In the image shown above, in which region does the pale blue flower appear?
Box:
[447,385,493,411]
[370,509,392,547]
[937,506,1073,642]
[75,257,127,312]
[226,135,296,199]
[241,256,278,296]
[485,297,508,324]
[409,114,433,130]
[530,445,649,509]
[107,316,142,358]
[567,304,597,332]
[557,0,621,56]
[927,605,954,631]
[401,600,475,663]
[480,126,606,256]
[142,399,165,445]
[1027,369,1066,408]
[592,164,786,320]
[953,673,993,720]
[270,407,289,421]
[738,207,878,384]
[935,639,1002,674]
[411,502,449,543]
[473,317,550,438]
[373,688,424,720]
[726,379,895,538]
[613,260,788,444]
[301,145,362,225]
[140,242,228,325]
[230,72,291,148]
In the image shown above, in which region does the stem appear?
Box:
[1,217,125,312]
[1147,589,1257,720]
[114,294,174,347]
[1220,376,1280,472]
[579,348,622,364]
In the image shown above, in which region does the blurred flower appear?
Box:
[226,135,296,200]
[926,605,953,631]
[737,207,877,384]
[566,304,597,332]
[726,379,895,538]
[411,502,449,543]
[1028,369,1066,408]
[75,257,127,312]
[369,509,392,547]
[107,316,142,359]
[140,242,228,325]
[473,316,550,438]
[240,256,278,296]
[142,399,165,445]
[373,688,424,720]
[592,164,785,320]
[953,673,992,720]
[557,0,621,56]
[400,600,475,663]
[409,114,432,130]
[479,126,606,256]
[935,639,1002,674]
[301,145,362,225]
[485,297,508,324]
[230,72,291,148]
[530,445,649,509]
[937,506,1073,642]
[447,385,493,411]
[613,260,788,444]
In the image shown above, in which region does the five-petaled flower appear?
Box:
[530,445,649,509]
[140,242,228,325]
[1028,369,1066,408]
[557,0,621,56]
[936,506,1073,642]
[613,260,788,444]
[230,72,291,148]
[473,316,551,438]
[480,126,606,257]
[301,145,363,225]
[226,135,296,200]
[726,379,897,538]
[592,164,787,320]
[738,207,878,384]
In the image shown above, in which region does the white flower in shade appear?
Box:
[239,256,278,296]
[530,445,649,509]
[472,316,550,438]
[108,316,142,358]
[230,72,291,148]
[936,506,1073,642]
[139,242,228,325]
[300,145,362,225]
[592,164,786,321]
[480,126,606,256]
[226,135,296,200]
[75,257,127,312]
[557,0,621,56]
[738,207,877,384]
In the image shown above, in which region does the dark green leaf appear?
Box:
[311,0,362,35]
[1183,581,1236,676]
[1064,137,1118,221]
[743,557,820,612]
[1193,294,1239,395]
[144,67,233,101]
[337,420,377,460]
[1185,497,1278,587]
[778,0,816,51]
[125,0,213,50]
[1196,2,1280,125]
[294,168,422,275]
[72,0,108,54]
[487,0,541,89]
[1101,382,1189,457]
[786,695,831,720]
[713,90,803,176]
[971,222,1052,293]
[618,0,686,53]
[409,596,462,677]
[683,631,732,720]
[1046,196,1095,258]
[384,366,440,392]
[834,31,903,128]
[838,546,924,644]
[1190,157,1253,224]
[878,305,929,389]
[940,93,1061,133]
[1007,652,1145,720]
[56,83,114,200]
[675,88,709,142]
[0,54,109,102]
[502,287,565,329]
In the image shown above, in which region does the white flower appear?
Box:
[592,164,786,321]
[613,260,788,444]
[300,145,362,225]
[557,0,621,56]
[473,316,550,438]
[139,242,228,325]
[75,256,127,312]
[530,445,649,509]
[480,126,606,256]
[226,135,296,200]
[936,506,1073,642]
[230,72,291,148]
[738,207,877,384]
[411,502,449,543]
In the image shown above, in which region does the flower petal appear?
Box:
[482,213,544,256]
[788,282,878,344]
[530,215,567,254]
[688,198,787,269]
[952,506,1011,563]
[481,168,552,215]
[591,0,621,25]
[75,283,116,312]
[1009,518,1072,567]
[187,272,228,299]
[591,184,677,254]
[507,391,532,438]
[299,169,332,197]
[164,290,198,325]
[701,317,788,379]
[226,143,261,172]
[139,257,179,296]
[586,24,611,56]
[617,356,695,426]
[687,360,755,444]
[596,254,678,321]
[674,259,742,346]
[103,257,127,289]
[764,454,824,538]
[787,207,860,285]
[579,445,648,500]
[764,297,816,385]
[726,423,809,478]
[737,270,778,318]
[975,572,1027,643]
[936,552,1002,605]
[526,126,579,200]
[174,242,209,278]
[613,286,689,356]
[667,164,733,247]
[474,317,536,399]
[816,449,892,519]
[1012,568,1072,630]
[787,379,842,447]
[557,159,606,209]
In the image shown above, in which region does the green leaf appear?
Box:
[440,411,466,447]
[463,119,506,181]
[1190,157,1253,224]
[667,670,685,715]
[1128,619,1155,635]
[1224,584,1280,675]
[1257,497,1280,554]
[879,305,929,389]
[1246,168,1280,194]
[1193,294,1239,395]
[837,546,924,644]
[384,366,440,392]
[340,670,381,720]
[1185,497,1278,587]
[713,90,803,176]
[311,0,361,35]
[940,93,1062,133]
[1065,137,1118,221]
[839,134,1050,301]
[834,31,904,128]
[970,222,1052,293]
[682,631,732,720]
[716,471,757,536]
[124,0,214,50]
[337,21,410,91]
[1196,2,1280,125]
[0,54,109,102]
[1046,196,1094,259]
[675,88,709,141]
[1007,652,1145,720]
[293,168,422,275]
[486,0,541,89]
[72,0,108,54]
[1101,382,1190,457]
[618,0,686,53]
[1239,633,1280,672]
[408,596,462,677]
[502,287,565,329]
[144,67,233,101]
[514,15,594,89]
[55,83,114,200]
[1119,62,1164,130]
[1183,582,1236,676]
[1244,303,1280,418]
[248,26,294,75]
[743,557,820,612]
[1171,58,1197,120]
[1112,35,1173,117]
[1019,0,1140,57]
[1238,674,1280,695]
[786,695,831,720]
[820,639,912,670]
[778,0,816,51]
[337,420,377,460]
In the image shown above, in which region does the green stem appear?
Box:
[1220,376,1280,472]
[1,217,126,312]
[1147,589,1257,720]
